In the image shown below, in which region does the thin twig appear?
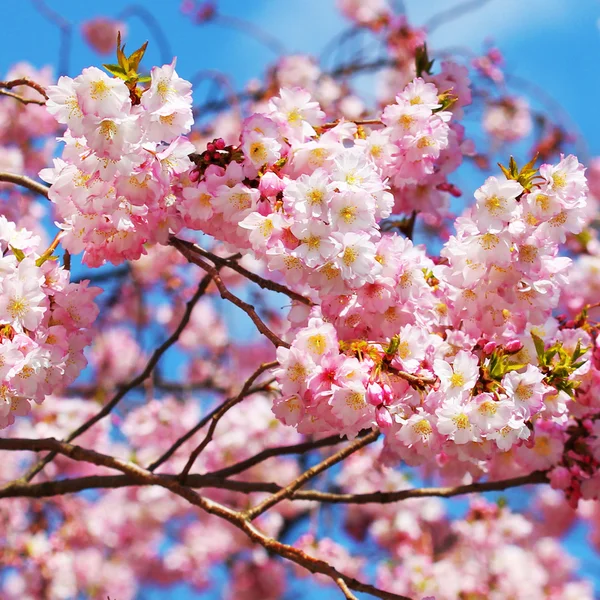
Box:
[213,14,286,56]
[171,237,289,348]
[31,0,72,75]
[0,77,49,99]
[208,433,347,479]
[172,237,313,306]
[424,0,494,33]
[0,89,46,105]
[336,578,359,600]
[147,378,275,472]
[178,362,278,482]
[243,429,381,520]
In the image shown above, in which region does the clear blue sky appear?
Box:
[3,1,600,598]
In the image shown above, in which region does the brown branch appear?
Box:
[0,77,48,99]
[292,471,549,504]
[0,439,548,506]
[171,237,289,348]
[0,466,278,500]
[0,89,46,105]
[207,433,347,479]
[0,436,409,600]
[316,118,383,132]
[172,236,314,306]
[0,172,50,199]
[146,378,274,472]
[179,362,278,482]
[243,429,381,520]
[19,273,216,484]
[386,365,436,387]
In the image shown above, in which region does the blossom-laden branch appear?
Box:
[18,271,217,484]
[0,171,50,199]
[170,236,290,348]
[172,236,314,306]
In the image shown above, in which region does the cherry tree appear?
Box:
[1,1,599,598]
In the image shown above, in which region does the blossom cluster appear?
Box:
[180,78,456,299]
[274,154,593,486]
[40,61,194,266]
[0,217,100,428]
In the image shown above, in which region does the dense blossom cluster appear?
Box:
[0,217,100,428]
[180,77,461,300]
[274,152,599,502]
[40,60,194,266]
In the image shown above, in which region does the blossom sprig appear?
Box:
[0,217,101,429]
[40,49,195,267]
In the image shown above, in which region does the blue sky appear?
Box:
[3,0,600,598]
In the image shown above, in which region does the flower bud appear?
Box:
[375,406,393,430]
[483,341,497,355]
[505,339,523,353]
[259,172,285,197]
[366,381,384,407]
[549,466,571,490]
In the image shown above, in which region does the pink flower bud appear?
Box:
[259,172,285,197]
[549,466,571,490]
[505,339,523,353]
[375,406,393,430]
[366,381,384,407]
[483,341,497,355]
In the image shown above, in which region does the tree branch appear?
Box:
[243,429,381,520]
[0,89,46,105]
[178,361,278,482]
[207,433,347,479]
[172,236,314,306]
[0,436,410,600]
[170,237,289,348]
[0,172,50,199]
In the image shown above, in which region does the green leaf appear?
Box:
[102,63,129,80]
[10,245,25,262]
[386,334,400,357]
[128,41,148,72]
[498,162,512,180]
[571,340,587,363]
[137,75,152,83]
[35,252,58,267]
[116,31,129,72]
[531,333,546,363]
